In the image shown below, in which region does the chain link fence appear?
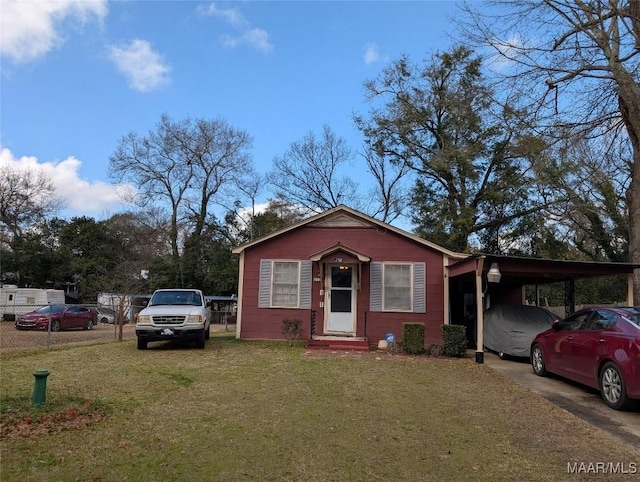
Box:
[1,303,135,354]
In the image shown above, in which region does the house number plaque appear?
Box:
[335,257,343,263]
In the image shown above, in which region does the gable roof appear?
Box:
[231,205,466,259]
[308,242,371,262]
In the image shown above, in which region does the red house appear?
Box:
[232,205,466,350]
[233,205,640,361]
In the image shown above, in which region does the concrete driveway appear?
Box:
[483,352,640,448]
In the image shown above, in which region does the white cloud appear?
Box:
[364,43,380,64]
[0,0,107,63]
[107,39,171,92]
[0,147,134,217]
[221,28,273,53]
[199,2,273,53]
[487,34,524,72]
[242,28,273,53]
[200,3,248,29]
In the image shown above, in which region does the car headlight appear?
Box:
[187,315,203,323]
[136,315,151,324]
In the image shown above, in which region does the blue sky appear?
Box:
[1,1,460,222]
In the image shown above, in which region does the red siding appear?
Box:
[239,225,447,346]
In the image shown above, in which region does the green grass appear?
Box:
[1,333,638,481]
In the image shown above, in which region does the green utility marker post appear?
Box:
[32,370,50,406]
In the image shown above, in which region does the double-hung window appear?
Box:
[370,261,425,313]
[258,259,312,309]
[272,261,300,307]
[383,263,412,311]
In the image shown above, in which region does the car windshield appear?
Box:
[34,305,65,314]
[620,308,640,327]
[150,291,202,306]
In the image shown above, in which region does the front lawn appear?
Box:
[1,334,638,481]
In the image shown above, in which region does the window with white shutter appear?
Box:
[258,260,312,309]
[370,261,425,313]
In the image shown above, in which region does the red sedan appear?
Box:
[15,305,98,332]
[530,306,640,410]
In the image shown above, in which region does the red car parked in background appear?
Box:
[531,306,640,410]
[15,305,98,332]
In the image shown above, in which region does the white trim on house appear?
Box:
[235,251,245,339]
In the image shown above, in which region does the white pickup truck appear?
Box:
[135,289,211,350]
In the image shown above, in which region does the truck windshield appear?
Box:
[150,291,202,306]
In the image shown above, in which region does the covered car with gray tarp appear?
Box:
[483,304,559,359]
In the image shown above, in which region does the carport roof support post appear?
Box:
[475,258,484,364]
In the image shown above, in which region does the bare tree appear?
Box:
[268,125,360,212]
[0,166,62,244]
[459,0,640,300]
[230,170,265,241]
[109,114,253,285]
[361,145,410,224]
[179,118,253,238]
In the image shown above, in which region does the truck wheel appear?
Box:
[205,324,210,340]
[137,338,148,350]
[195,330,205,349]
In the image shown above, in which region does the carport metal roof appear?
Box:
[446,254,640,365]
[448,254,640,286]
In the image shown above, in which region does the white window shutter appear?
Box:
[299,261,312,309]
[413,262,426,313]
[370,262,382,311]
[258,259,272,308]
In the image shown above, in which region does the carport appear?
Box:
[446,254,640,363]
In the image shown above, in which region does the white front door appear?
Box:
[325,264,356,334]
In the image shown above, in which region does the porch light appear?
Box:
[487,262,502,284]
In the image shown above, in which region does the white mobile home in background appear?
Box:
[0,285,66,320]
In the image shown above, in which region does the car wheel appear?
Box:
[498,351,506,360]
[100,317,108,324]
[531,344,547,376]
[51,320,61,332]
[205,324,210,340]
[85,320,94,330]
[600,362,630,410]
[195,330,205,349]
[137,338,148,350]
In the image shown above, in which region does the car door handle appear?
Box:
[598,339,606,343]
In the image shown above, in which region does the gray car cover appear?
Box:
[483,304,559,358]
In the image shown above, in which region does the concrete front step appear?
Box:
[306,337,370,351]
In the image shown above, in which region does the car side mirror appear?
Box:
[551,320,562,331]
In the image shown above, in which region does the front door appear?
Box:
[325,264,356,334]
